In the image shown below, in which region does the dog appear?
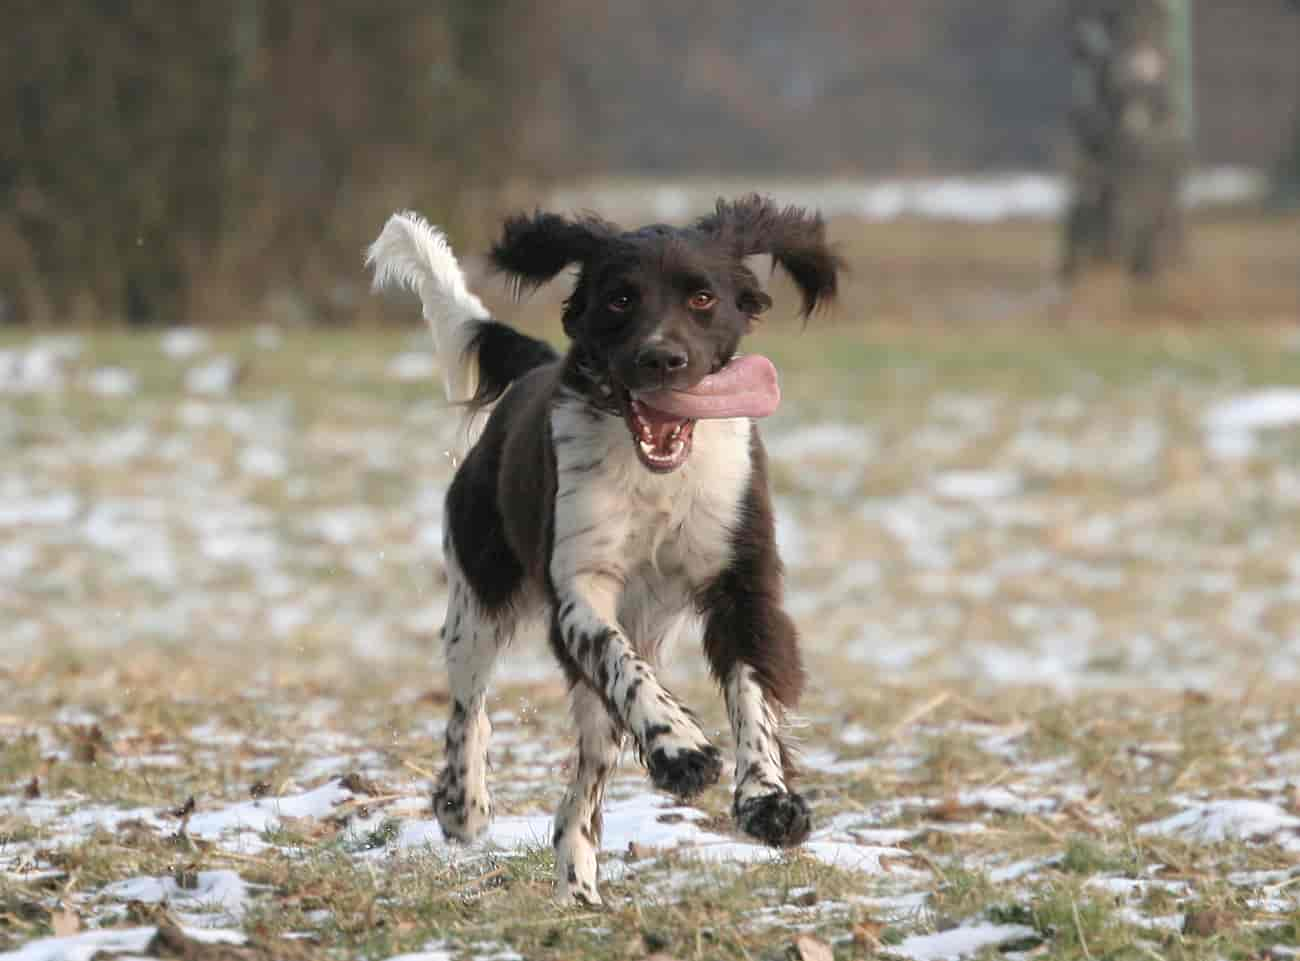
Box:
[366,196,839,904]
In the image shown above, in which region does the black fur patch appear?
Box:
[734,791,812,847]
[465,320,558,411]
[645,743,722,800]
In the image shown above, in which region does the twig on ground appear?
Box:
[402,759,436,780]
[889,691,951,743]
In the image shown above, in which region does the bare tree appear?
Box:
[1063,0,1192,279]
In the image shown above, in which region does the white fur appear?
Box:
[366,212,488,408]
[726,664,788,807]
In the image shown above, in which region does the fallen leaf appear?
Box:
[853,917,885,948]
[792,934,833,961]
[930,797,981,822]
[1183,908,1233,937]
[51,906,80,937]
[338,771,381,796]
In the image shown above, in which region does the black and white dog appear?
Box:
[367,196,839,904]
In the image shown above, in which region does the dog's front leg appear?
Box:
[704,596,813,848]
[552,571,722,799]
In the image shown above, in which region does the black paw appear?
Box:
[646,743,723,800]
[735,791,812,847]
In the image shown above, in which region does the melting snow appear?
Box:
[102,869,253,919]
[161,327,210,358]
[1204,389,1300,461]
[930,470,1022,502]
[388,352,439,381]
[185,357,242,395]
[0,925,244,961]
[1138,800,1300,845]
[396,794,908,873]
[889,922,1038,960]
[84,367,137,397]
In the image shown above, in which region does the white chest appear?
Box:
[550,402,753,590]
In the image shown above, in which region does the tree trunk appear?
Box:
[1063,0,1191,280]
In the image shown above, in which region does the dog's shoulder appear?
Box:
[495,361,564,581]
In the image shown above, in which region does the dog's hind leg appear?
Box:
[552,682,623,904]
[433,548,510,842]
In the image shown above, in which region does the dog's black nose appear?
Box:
[635,345,689,376]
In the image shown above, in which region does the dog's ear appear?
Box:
[697,195,841,316]
[490,211,618,296]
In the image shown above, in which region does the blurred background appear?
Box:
[2,0,1298,328]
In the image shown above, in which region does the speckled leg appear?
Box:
[433,552,508,842]
[552,683,624,904]
[725,664,811,847]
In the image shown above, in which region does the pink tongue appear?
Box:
[636,354,780,420]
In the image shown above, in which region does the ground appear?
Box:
[2,217,1300,960]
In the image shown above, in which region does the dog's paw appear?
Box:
[735,791,812,847]
[554,863,604,907]
[433,784,491,842]
[646,742,723,800]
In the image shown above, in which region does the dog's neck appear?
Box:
[560,345,621,415]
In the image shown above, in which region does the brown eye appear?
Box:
[608,292,634,313]
[688,291,716,311]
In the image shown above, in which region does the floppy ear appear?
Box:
[697,195,841,315]
[489,211,618,297]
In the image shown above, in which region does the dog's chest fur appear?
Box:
[549,396,753,611]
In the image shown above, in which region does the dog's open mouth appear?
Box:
[622,354,781,473]
[625,399,697,472]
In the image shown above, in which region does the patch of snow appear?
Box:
[102,869,253,919]
[185,356,241,395]
[85,367,137,397]
[954,787,1057,816]
[930,470,1021,502]
[0,927,156,961]
[380,949,455,961]
[989,856,1057,883]
[0,345,69,394]
[388,352,439,382]
[0,925,243,961]
[185,781,354,848]
[0,493,79,528]
[1204,389,1300,461]
[161,327,209,359]
[239,446,287,478]
[397,793,908,873]
[1137,799,1300,844]
[890,922,1038,960]
[550,168,1264,225]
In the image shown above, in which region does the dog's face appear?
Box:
[491,196,840,471]
[570,226,770,396]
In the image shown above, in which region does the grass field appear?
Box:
[2,217,1299,960]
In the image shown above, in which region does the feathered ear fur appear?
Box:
[489,211,619,297]
[696,195,841,315]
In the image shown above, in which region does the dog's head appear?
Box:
[491,195,840,472]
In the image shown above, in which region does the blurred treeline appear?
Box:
[2,1,523,326]
[1,1,1297,326]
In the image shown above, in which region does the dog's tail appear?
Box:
[366,211,557,416]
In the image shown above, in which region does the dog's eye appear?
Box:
[688,291,716,311]
[607,292,635,313]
